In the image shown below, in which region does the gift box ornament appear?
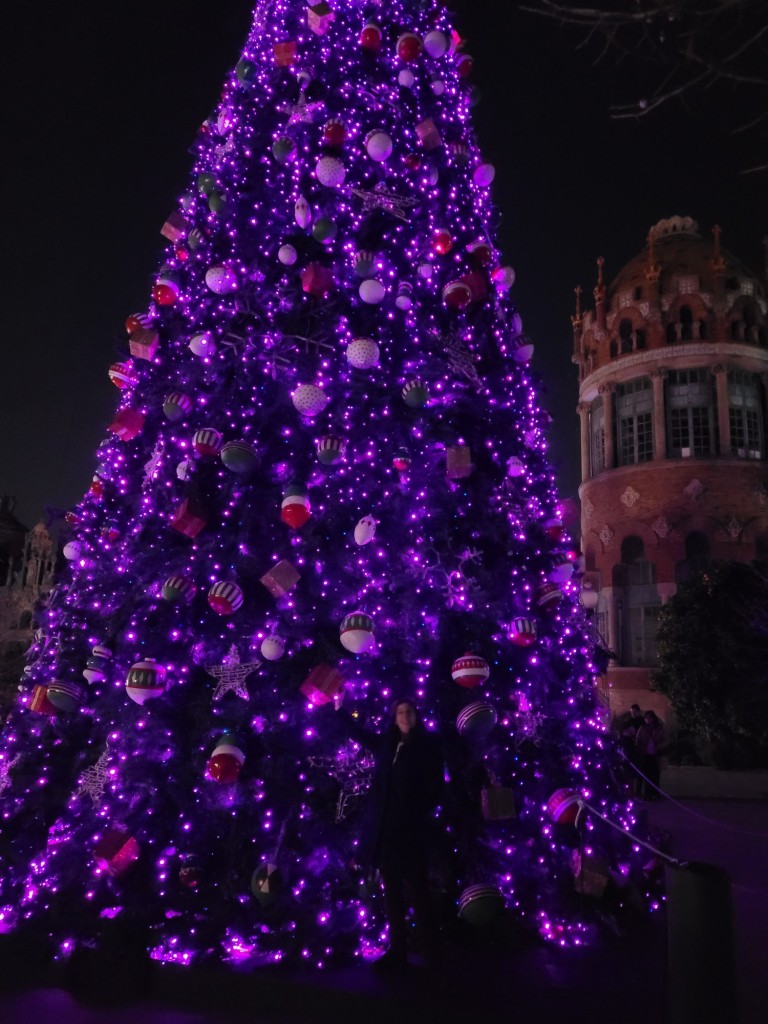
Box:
[273,40,297,67]
[571,850,610,897]
[128,326,159,361]
[29,684,57,715]
[260,559,301,597]
[446,445,474,480]
[170,498,208,539]
[94,826,141,876]
[307,3,334,35]
[299,663,344,706]
[481,774,516,821]
[160,210,188,242]
[416,118,442,151]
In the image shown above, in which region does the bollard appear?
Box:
[665,861,739,1024]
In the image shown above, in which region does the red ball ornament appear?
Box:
[544,518,565,543]
[393,448,411,472]
[193,428,223,458]
[175,245,189,262]
[125,312,151,335]
[397,32,422,62]
[451,652,490,689]
[360,21,382,50]
[152,282,179,307]
[281,484,311,530]
[323,117,347,147]
[207,736,245,784]
[442,279,472,310]
[467,238,493,266]
[108,361,137,389]
[90,475,104,498]
[433,229,453,255]
[546,788,583,827]
[403,152,421,171]
[456,53,474,78]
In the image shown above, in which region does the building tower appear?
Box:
[573,216,768,721]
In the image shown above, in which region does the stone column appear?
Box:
[712,364,730,454]
[651,368,668,460]
[577,402,591,483]
[599,383,616,470]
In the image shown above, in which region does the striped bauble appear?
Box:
[161,575,197,604]
[451,653,490,689]
[509,618,537,647]
[46,680,86,713]
[162,391,194,422]
[193,428,223,457]
[316,435,346,465]
[108,361,137,389]
[221,440,258,474]
[125,658,166,705]
[458,884,505,927]
[546,788,583,827]
[339,612,375,654]
[456,701,497,739]
[207,581,244,615]
[401,379,429,408]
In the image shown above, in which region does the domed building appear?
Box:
[572,216,768,721]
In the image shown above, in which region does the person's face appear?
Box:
[644,714,654,725]
[395,703,417,734]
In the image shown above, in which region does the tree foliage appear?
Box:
[652,561,768,767]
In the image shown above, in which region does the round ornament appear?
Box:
[163,391,194,421]
[193,428,223,458]
[278,244,298,266]
[295,195,312,228]
[550,559,574,584]
[316,435,346,465]
[260,635,285,661]
[473,163,496,187]
[544,518,564,543]
[404,152,421,171]
[458,885,505,927]
[207,735,245,784]
[353,250,376,277]
[442,278,472,310]
[398,68,415,88]
[451,652,490,689]
[456,53,474,78]
[360,20,382,50]
[365,129,393,162]
[161,575,197,604]
[235,58,256,85]
[152,279,179,307]
[83,645,112,684]
[456,701,497,739]
[417,261,433,280]
[509,618,537,647]
[395,282,413,310]
[492,266,516,291]
[46,680,86,713]
[208,191,227,214]
[346,337,379,370]
[221,440,258,474]
[433,229,453,255]
[63,541,82,561]
[312,217,337,244]
[108,361,137,389]
[205,265,238,295]
[108,408,145,441]
[292,383,329,417]
[512,335,535,363]
[197,172,217,196]
[467,238,493,266]
[546,788,583,827]
[424,30,448,57]
[359,279,386,304]
[208,581,244,615]
[536,581,563,613]
[353,515,376,546]
[179,860,202,889]
[506,456,524,478]
[316,155,346,187]
[397,32,422,62]
[272,136,296,164]
[281,484,311,529]
[339,612,375,654]
[402,379,429,409]
[430,74,445,96]
[176,459,193,481]
[448,141,470,166]
[393,448,411,472]
[125,658,166,705]
[251,862,280,905]
[323,117,346,147]
[125,311,151,335]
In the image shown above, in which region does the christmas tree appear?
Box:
[0,0,653,969]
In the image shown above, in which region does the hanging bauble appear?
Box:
[107,408,145,441]
[208,581,244,615]
[125,658,166,705]
[152,277,179,307]
[65,511,81,525]
[260,635,285,661]
[235,58,257,85]
[339,612,375,654]
[100,523,120,544]
[456,53,475,78]
[83,645,112,684]
[188,227,205,250]
[467,238,493,266]
[359,279,386,304]
[197,172,217,195]
[402,379,429,408]
[536,581,563,613]
[178,859,202,889]
[278,243,298,265]
[193,428,223,458]
[163,391,194,421]
[360,20,382,50]
[456,701,497,739]
[207,734,245,784]
[393,448,411,472]
[205,265,238,295]
[365,129,393,162]
[448,141,470,166]
[281,483,311,529]
[430,74,445,96]
[433,229,453,255]
[544,518,565,543]
[221,440,258,474]
[94,827,141,877]
[354,515,377,546]
[506,455,524,478]
[451,653,490,689]
[292,383,329,416]
[398,68,415,88]
[176,459,193,481]
[108,361,137,389]
[312,217,337,244]
[323,117,347,147]
[404,152,421,171]
[397,32,422,62]
[353,251,376,277]
[512,335,535,363]
[442,278,472,310]
[251,862,280,905]
[272,136,296,164]
[294,195,312,228]
[509,618,537,647]
[473,163,496,187]
[417,261,433,280]
[395,282,413,310]
[47,680,86,713]
[63,540,82,561]
[458,885,505,927]
[316,155,346,187]
[546,788,583,827]
[208,190,227,214]
[424,29,449,57]
[346,337,379,370]
[296,68,312,90]
[125,311,151,335]
[492,266,516,291]
[301,262,334,297]
[161,574,197,604]
[316,435,346,465]
[550,559,574,584]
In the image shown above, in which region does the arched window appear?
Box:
[675,531,711,583]
[590,396,605,476]
[680,305,693,340]
[609,339,618,358]
[635,328,647,350]
[613,536,660,667]
[619,319,633,354]
[666,368,717,458]
[728,370,764,459]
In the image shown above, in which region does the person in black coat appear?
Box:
[338,695,444,970]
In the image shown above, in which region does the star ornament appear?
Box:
[76,744,112,808]
[0,754,21,796]
[309,742,375,823]
[206,644,261,701]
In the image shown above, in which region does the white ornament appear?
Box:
[492,266,516,291]
[365,130,393,162]
[398,69,415,88]
[63,541,82,561]
[278,244,298,265]
[354,516,377,546]
[418,262,433,280]
[549,561,574,584]
[507,456,524,478]
[473,163,496,187]
[424,30,449,57]
[359,279,386,304]
[292,383,329,416]
[295,195,312,228]
[205,265,239,295]
[260,635,285,661]
[316,155,346,187]
[189,331,216,357]
[176,458,193,481]
[346,337,380,369]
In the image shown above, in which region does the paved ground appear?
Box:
[0,795,766,1024]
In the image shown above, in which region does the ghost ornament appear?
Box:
[295,195,312,229]
[354,516,377,546]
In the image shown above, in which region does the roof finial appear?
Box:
[596,256,604,291]
[712,224,725,274]
[571,284,583,328]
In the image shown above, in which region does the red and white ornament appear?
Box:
[208,581,244,615]
[193,428,223,458]
[152,274,180,306]
[467,238,493,266]
[442,278,472,310]
[163,391,194,422]
[451,652,490,689]
[360,20,382,50]
[492,265,516,291]
[546,788,583,827]
[393,448,411,472]
[509,618,537,647]
[323,117,346,147]
[544,518,564,543]
[339,612,375,654]
[316,435,346,465]
[346,337,379,370]
[537,581,563,612]
[207,735,245,784]
[125,658,166,705]
[108,361,137,388]
[396,32,422,62]
[456,53,474,78]
[108,408,145,441]
[83,645,112,683]
[281,484,311,529]
[125,311,151,335]
[292,383,329,416]
[433,229,453,255]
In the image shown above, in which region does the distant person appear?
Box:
[635,710,665,799]
[616,704,644,794]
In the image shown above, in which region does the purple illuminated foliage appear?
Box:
[0,0,653,966]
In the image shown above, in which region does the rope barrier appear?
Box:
[579,799,682,866]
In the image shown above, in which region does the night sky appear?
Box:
[2,0,764,529]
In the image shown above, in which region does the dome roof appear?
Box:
[607,216,763,300]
